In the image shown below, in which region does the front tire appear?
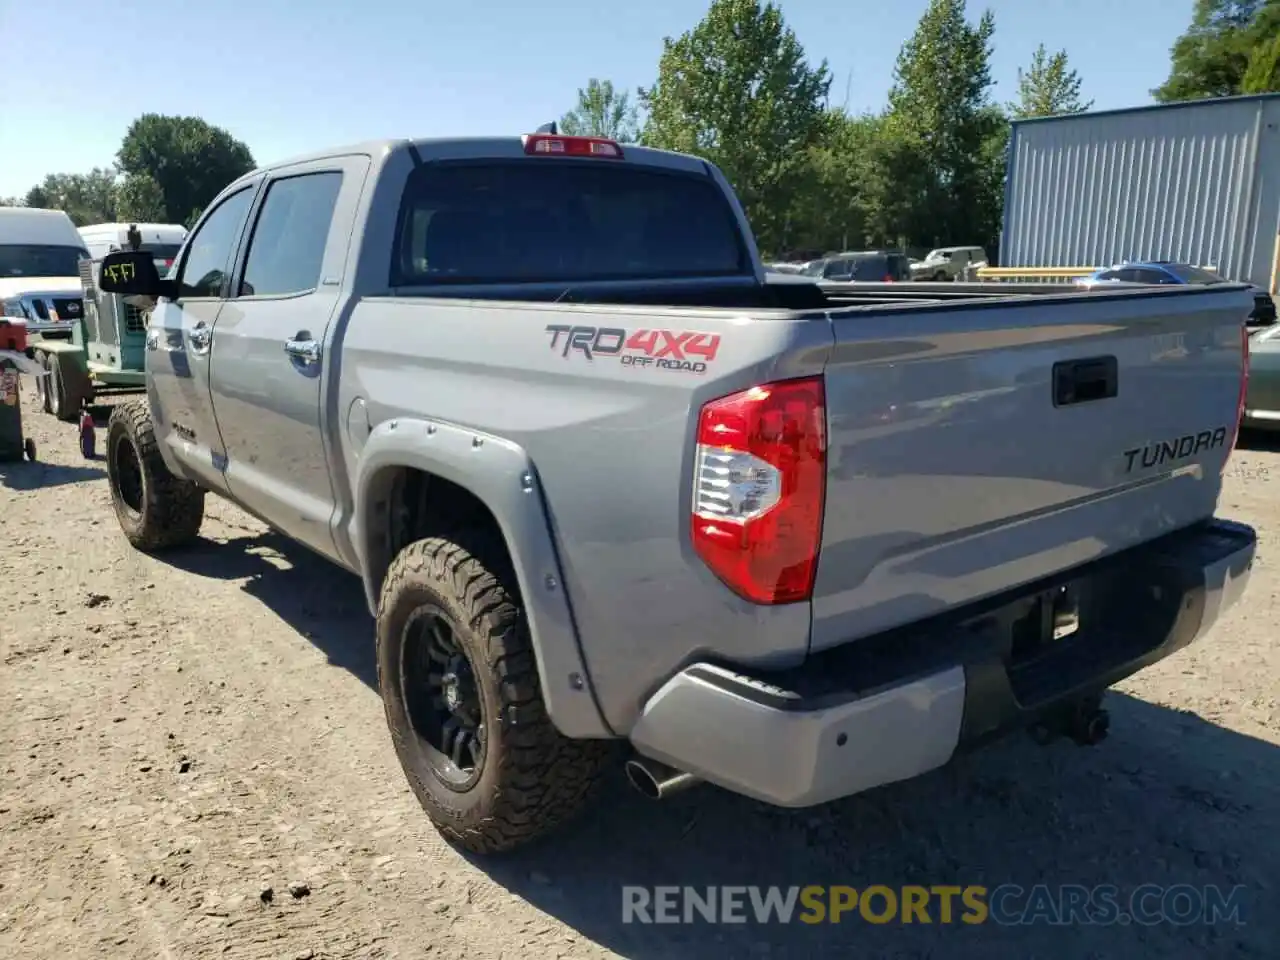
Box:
[376,533,610,855]
[106,400,205,551]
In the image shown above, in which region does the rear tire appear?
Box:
[36,353,52,414]
[49,360,75,422]
[376,533,611,855]
[106,400,205,551]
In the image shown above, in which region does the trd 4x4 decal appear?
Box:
[544,324,721,374]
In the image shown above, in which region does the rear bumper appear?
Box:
[628,518,1255,807]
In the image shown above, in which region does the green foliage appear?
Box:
[638,0,831,253]
[117,114,255,227]
[1154,0,1280,101]
[1011,44,1093,118]
[5,115,253,231]
[21,168,119,225]
[873,0,1007,249]
[1241,30,1280,92]
[559,79,640,141]
[115,174,168,223]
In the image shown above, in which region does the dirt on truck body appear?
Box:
[87,128,1255,857]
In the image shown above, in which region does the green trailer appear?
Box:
[29,256,148,422]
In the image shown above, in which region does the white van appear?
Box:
[78,222,188,267]
[0,207,91,338]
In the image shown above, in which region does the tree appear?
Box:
[1154,0,1280,101]
[1010,44,1093,118]
[1241,30,1280,92]
[117,114,255,226]
[560,79,640,142]
[638,0,831,253]
[784,111,880,254]
[873,0,1006,249]
[115,174,168,223]
[21,168,119,225]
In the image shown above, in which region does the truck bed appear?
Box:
[335,279,1252,733]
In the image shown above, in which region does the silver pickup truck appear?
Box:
[94,129,1257,856]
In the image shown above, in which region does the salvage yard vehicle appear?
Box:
[93,128,1257,856]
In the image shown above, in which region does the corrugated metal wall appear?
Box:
[1002,94,1280,291]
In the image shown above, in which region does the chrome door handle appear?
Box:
[284,338,322,364]
[189,323,211,354]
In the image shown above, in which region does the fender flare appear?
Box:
[352,417,613,739]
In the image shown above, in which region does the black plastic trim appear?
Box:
[684,520,1256,744]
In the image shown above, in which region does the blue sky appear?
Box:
[0,0,1193,197]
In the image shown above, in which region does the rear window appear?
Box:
[849,257,890,281]
[1163,263,1225,285]
[391,160,748,286]
[0,243,85,278]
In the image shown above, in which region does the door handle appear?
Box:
[1053,355,1118,406]
[284,337,322,364]
[189,322,211,355]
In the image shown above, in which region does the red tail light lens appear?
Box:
[521,134,623,159]
[691,377,827,604]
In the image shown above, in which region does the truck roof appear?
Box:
[229,135,712,190]
[0,206,84,246]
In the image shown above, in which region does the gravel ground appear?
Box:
[1,389,1276,959]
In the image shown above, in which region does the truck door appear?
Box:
[207,158,365,561]
[145,183,257,494]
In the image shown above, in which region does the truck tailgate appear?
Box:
[810,285,1250,652]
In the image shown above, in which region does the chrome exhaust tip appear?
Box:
[624,757,700,800]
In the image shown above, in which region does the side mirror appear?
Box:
[97,251,174,299]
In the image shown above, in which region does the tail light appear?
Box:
[691,377,827,604]
[1226,322,1249,463]
[522,134,623,159]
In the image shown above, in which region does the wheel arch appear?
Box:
[352,417,613,739]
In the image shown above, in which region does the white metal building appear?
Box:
[1000,93,1280,292]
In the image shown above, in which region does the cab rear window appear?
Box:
[391,160,749,286]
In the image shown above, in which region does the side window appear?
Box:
[239,172,344,297]
[824,260,851,279]
[178,188,255,298]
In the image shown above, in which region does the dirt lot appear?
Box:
[1,388,1277,959]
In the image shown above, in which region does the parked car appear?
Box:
[1243,322,1280,430]
[1078,261,1276,327]
[801,250,912,281]
[909,246,988,281]
[92,128,1255,857]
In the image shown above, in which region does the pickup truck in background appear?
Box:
[95,129,1257,856]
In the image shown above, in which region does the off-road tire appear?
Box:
[377,533,612,855]
[106,400,205,551]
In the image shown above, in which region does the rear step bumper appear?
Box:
[628,518,1256,808]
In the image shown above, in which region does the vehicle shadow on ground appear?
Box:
[1238,428,1280,453]
[153,530,1277,959]
[0,458,104,491]
[154,527,378,687]
[481,697,1276,959]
